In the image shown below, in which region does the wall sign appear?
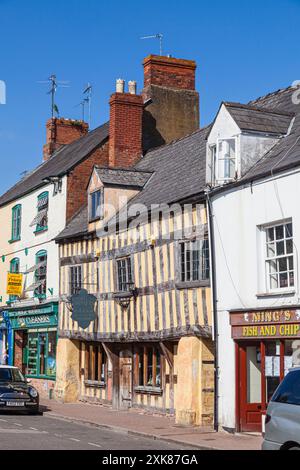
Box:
[230,309,300,339]
[6,273,23,296]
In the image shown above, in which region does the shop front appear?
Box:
[0,314,7,364]
[6,302,58,398]
[230,308,300,432]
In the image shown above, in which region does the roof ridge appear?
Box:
[95,166,152,174]
[224,101,294,117]
[248,85,295,106]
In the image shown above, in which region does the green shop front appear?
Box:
[6,302,58,399]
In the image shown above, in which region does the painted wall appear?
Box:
[0,177,67,305]
[211,168,300,430]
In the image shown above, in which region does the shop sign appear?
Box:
[230,309,300,339]
[10,313,57,329]
[6,273,23,296]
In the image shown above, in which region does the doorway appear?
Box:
[237,339,294,432]
[119,349,132,409]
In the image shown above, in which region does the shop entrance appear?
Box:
[237,339,294,432]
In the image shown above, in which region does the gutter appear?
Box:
[205,188,219,432]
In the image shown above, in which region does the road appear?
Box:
[0,412,189,450]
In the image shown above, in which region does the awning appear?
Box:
[24,280,44,292]
[30,209,48,227]
[24,260,47,274]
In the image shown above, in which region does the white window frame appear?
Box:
[215,137,238,183]
[89,189,104,222]
[262,220,295,293]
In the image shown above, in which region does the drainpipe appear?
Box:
[205,189,219,432]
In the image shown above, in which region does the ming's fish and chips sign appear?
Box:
[230,309,300,339]
[6,273,23,296]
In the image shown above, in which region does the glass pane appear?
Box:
[46,331,56,377]
[267,242,275,258]
[267,228,274,242]
[289,272,295,287]
[278,257,287,272]
[265,341,281,402]
[284,340,293,376]
[275,225,284,240]
[288,256,294,270]
[147,349,153,386]
[39,334,47,376]
[279,272,288,288]
[246,346,261,403]
[286,223,293,238]
[276,241,285,256]
[286,239,293,254]
[269,273,278,289]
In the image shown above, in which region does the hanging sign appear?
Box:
[6,273,23,296]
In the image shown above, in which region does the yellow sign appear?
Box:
[6,273,23,296]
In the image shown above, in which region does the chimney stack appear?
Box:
[142,54,199,152]
[109,81,144,168]
[43,118,88,161]
[116,78,125,93]
[128,80,137,95]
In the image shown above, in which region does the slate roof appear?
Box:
[57,83,300,241]
[95,167,153,188]
[225,102,293,135]
[0,122,109,207]
[56,126,209,240]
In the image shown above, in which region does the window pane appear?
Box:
[286,223,293,238]
[286,239,293,254]
[275,225,284,240]
[267,242,275,258]
[276,241,285,256]
[278,257,287,272]
[267,228,274,242]
[279,272,288,288]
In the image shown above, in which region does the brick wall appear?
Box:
[109,92,144,168]
[66,142,109,223]
[143,55,196,91]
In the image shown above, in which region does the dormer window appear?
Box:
[216,138,237,182]
[89,189,103,221]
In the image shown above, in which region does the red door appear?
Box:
[237,342,263,432]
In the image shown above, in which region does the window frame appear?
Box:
[215,137,238,183]
[32,191,49,234]
[176,236,210,288]
[25,330,57,380]
[89,189,104,222]
[10,204,22,242]
[134,345,163,394]
[69,265,83,295]
[262,220,295,294]
[34,250,47,299]
[84,342,107,386]
[115,256,134,293]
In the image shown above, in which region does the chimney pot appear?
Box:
[128,80,137,95]
[116,78,125,93]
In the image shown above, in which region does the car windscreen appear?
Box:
[11,368,25,383]
[272,369,300,406]
[0,368,12,381]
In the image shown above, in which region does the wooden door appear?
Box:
[119,349,132,409]
[237,342,262,432]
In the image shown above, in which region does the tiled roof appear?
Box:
[0,122,109,207]
[95,167,153,188]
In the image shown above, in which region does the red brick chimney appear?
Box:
[109,80,144,167]
[43,118,89,161]
[143,55,196,90]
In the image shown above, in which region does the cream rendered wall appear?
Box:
[212,168,300,430]
[0,176,67,305]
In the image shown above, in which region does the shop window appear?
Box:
[26,331,56,379]
[35,250,47,298]
[30,192,49,233]
[136,346,162,388]
[116,256,133,292]
[70,265,82,295]
[179,238,209,283]
[85,343,107,383]
[9,257,20,302]
[10,204,22,242]
[265,222,294,291]
[89,189,103,221]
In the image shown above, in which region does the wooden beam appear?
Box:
[159,341,173,369]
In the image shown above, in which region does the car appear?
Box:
[262,367,300,450]
[0,365,39,414]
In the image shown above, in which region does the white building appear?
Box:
[207,86,300,432]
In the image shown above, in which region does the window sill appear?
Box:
[8,238,21,244]
[84,380,106,389]
[113,291,134,299]
[89,217,103,224]
[175,280,210,290]
[134,386,163,396]
[256,289,296,298]
[26,375,56,381]
[34,227,48,235]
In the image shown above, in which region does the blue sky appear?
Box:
[0,0,300,194]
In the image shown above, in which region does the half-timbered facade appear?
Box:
[55,127,214,426]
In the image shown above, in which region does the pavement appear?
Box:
[41,399,263,450]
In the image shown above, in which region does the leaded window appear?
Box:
[70,265,82,295]
[116,257,133,292]
[180,238,209,282]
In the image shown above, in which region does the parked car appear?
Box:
[263,367,300,450]
[0,365,39,414]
